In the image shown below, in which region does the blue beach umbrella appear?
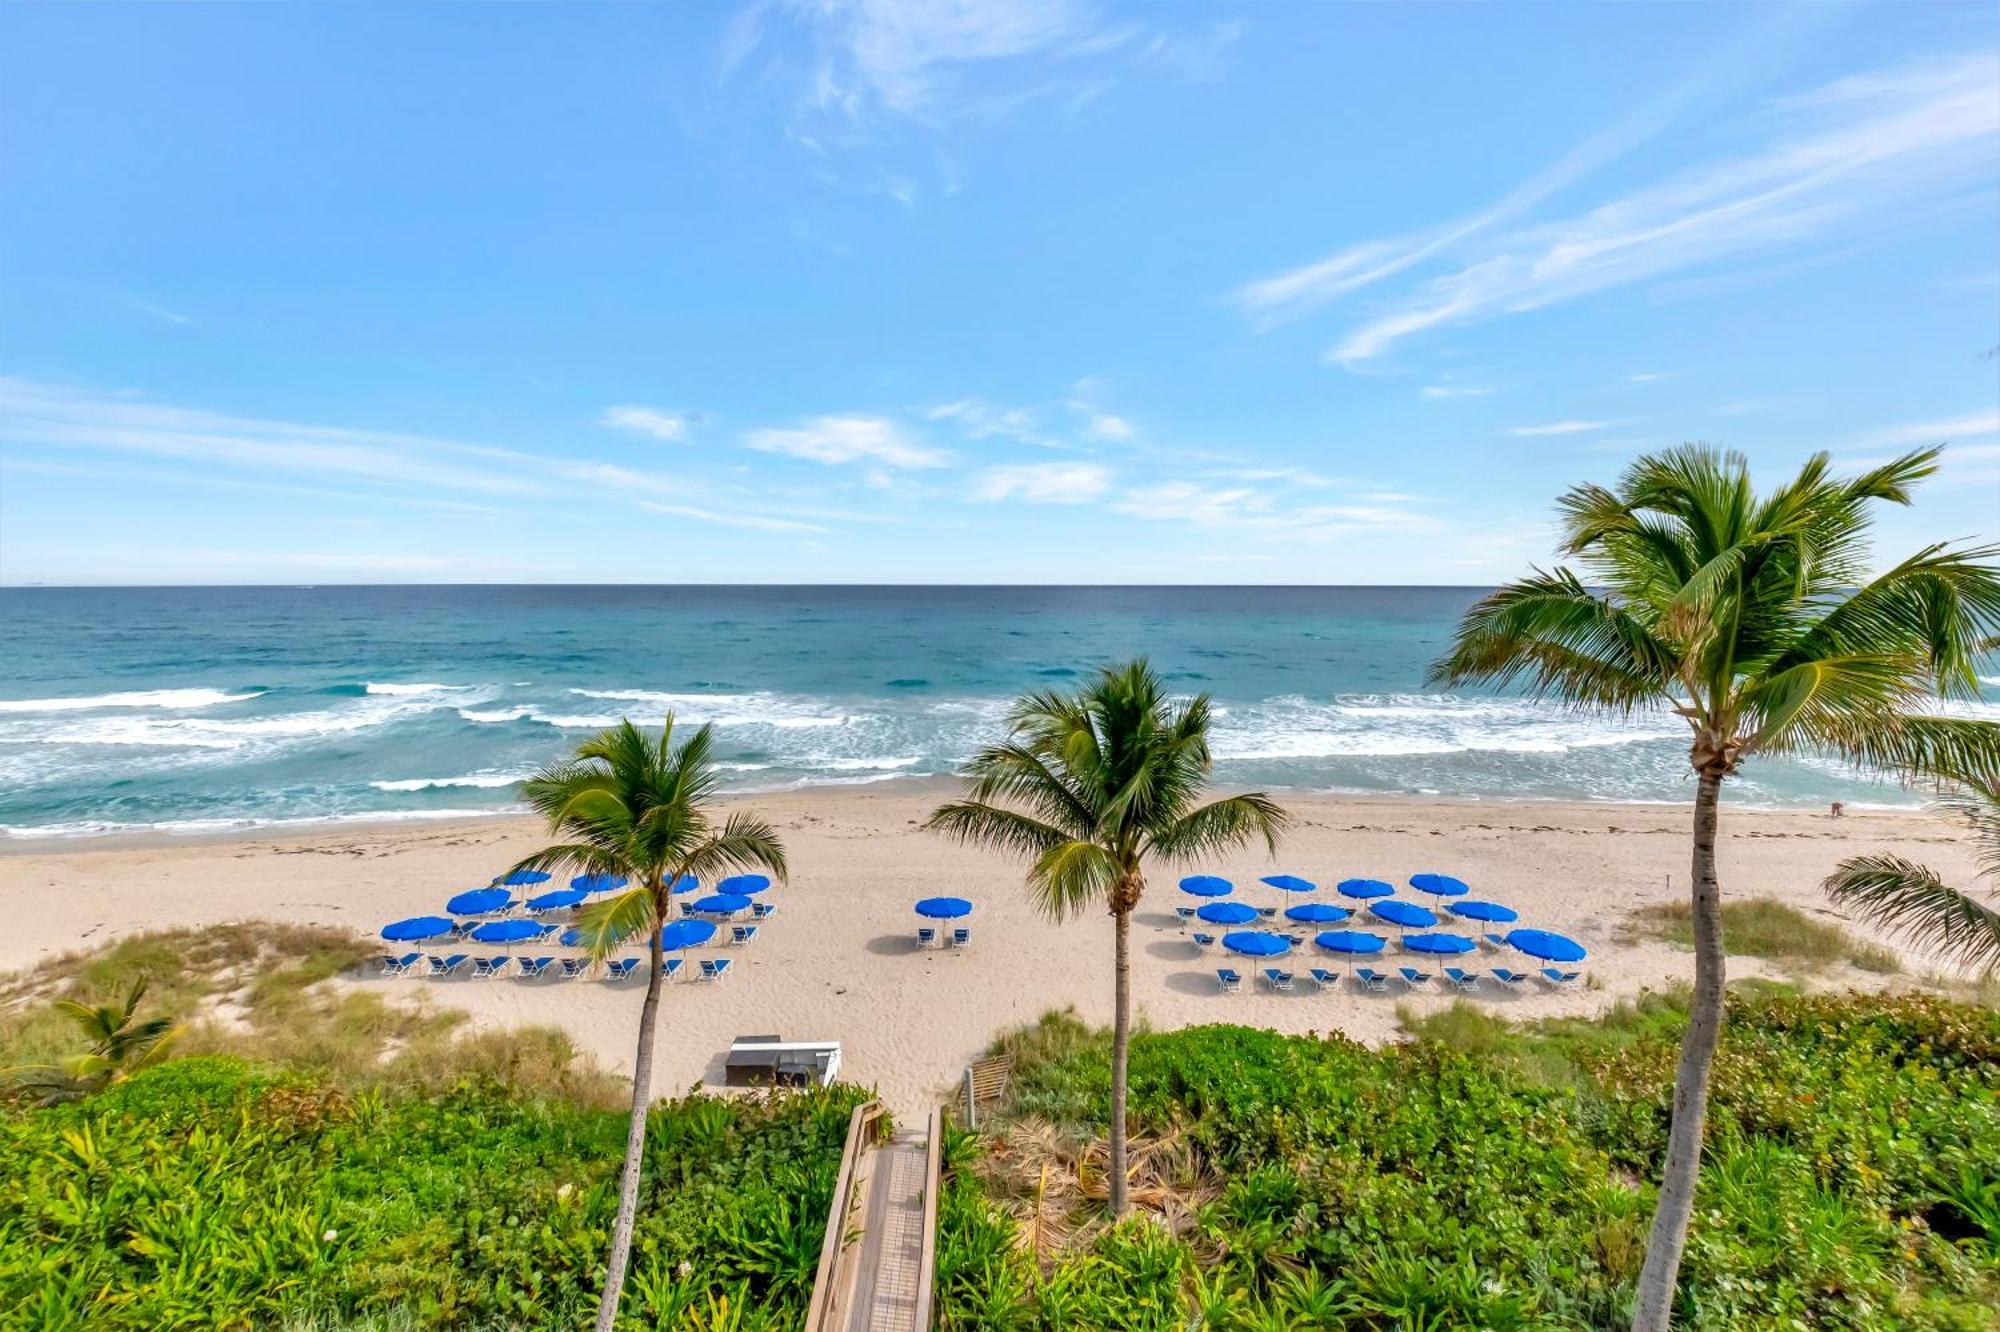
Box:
[1507,929,1588,963]
[1410,873,1470,898]
[1197,901,1259,926]
[693,892,754,915]
[1285,902,1351,924]
[1179,875,1234,897]
[1370,900,1439,929]
[1222,930,1292,957]
[717,873,771,894]
[667,874,700,894]
[470,919,542,943]
[572,873,628,893]
[1336,878,1395,900]
[447,887,513,915]
[1402,932,1476,955]
[1315,930,1387,955]
[660,919,718,952]
[915,896,974,919]
[527,888,588,911]
[498,869,551,887]
[1448,899,1520,924]
[1260,874,1317,894]
[382,915,455,942]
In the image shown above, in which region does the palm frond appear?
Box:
[926,800,1073,861]
[575,887,658,964]
[1824,854,2000,976]
[1430,570,1678,710]
[1027,839,1122,921]
[1151,793,1290,861]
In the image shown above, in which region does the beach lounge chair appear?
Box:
[604,958,640,981]
[752,901,777,919]
[1308,967,1338,990]
[533,923,560,941]
[428,954,468,977]
[952,927,971,948]
[1256,906,1279,920]
[379,952,421,976]
[1175,906,1196,928]
[1492,968,1529,990]
[916,926,936,948]
[731,925,759,946]
[1484,933,1508,949]
[1263,968,1295,993]
[1398,966,1433,988]
[1444,967,1480,992]
[559,957,590,979]
[1215,968,1242,994]
[515,956,553,978]
[472,955,510,979]
[662,957,684,980]
[1540,967,1581,987]
[679,902,698,918]
[1191,932,1216,951]
[701,958,733,982]
[1356,968,1390,993]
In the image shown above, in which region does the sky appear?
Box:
[1,1,1996,586]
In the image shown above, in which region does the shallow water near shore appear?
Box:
[4,584,1993,837]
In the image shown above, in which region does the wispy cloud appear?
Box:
[639,502,827,533]
[1113,481,1434,540]
[1508,420,1609,437]
[1237,50,2000,365]
[925,398,1049,445]
[743,414,950,468]
[600,405,693,442]
[1065,379,1135,441]
[1420,384,1493,400]
[1851,409,2000,450]
[120,294,196,327]
[968,460,1111,503]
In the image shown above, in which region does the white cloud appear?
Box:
[639,502,827,533]
[1851,410,2000,450]
[743,414,950,468]
[600,405,691,442]
[1420,384,1493,399]
[121,294,196,327]
[925,398,1047,445]
[969,461,1111,504]
[1508,420,1609,437]
[1080,410,1133,441]
[1114,480,1432,539]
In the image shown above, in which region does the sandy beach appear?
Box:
[1,782,1981,1116]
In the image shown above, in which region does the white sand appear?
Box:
[0,783,1980,1116]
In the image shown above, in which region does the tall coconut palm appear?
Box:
[508,716,786,1332]
[926,659,1288,1217]
[1431,445,2000,1331]
[1826,774,2000,978]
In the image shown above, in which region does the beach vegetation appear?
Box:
[1432,443,2000,1329]
[1826,776,2000,978]
[1632,896,1902,974]
[938,990,2000,1330]
[1,976,178,1105]
[926,659,1287,1217]
[508,715,789,1331]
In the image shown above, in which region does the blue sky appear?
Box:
[1,1,1995,585]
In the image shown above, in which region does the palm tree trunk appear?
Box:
[1633,771,1727,1332]
[594,925,667,1332]
[1108,902,1132,1218]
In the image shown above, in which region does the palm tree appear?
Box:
[926,659,1288,1217]
[509,716,786,1332]
[1431,445,2000,1332]
[4,977,178,1105]
[1825,774,2000,977]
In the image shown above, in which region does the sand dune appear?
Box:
[1,782,1980,1116]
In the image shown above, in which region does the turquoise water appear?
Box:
[1,586,1983,837]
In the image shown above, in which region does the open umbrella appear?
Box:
[1370,900,1438,929]
[1316,930,1386,955]
[693,892,753,915]
[1260,874,1317,893]
[1448,899,1519,923]
[1402,932,1476,955]
[527,888,588,911]
[1179,875,1233,897]
[915,896,973,919]
[1222,930,1292,957]
[470,919,543,943]
[382,915,455,942]
[1197,901,1259,925]
[1506,929,1587,963]
[498,869,551,887]
[660,918,717,952]
[572,873,628,893]
[1409,873,1470,897]
[447,887,512,915]
[668,874,699,894]
[1285,902,1351,924]
[1336,878,1395,900]
[717,874,771,894]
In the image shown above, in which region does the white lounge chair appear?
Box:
[1444,967,1480,992]
[1263,968,1295,993]
[1215,968,1242,993]
[1356,968,1390,993]
[701,958,732,982]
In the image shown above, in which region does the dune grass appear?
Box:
[1632,896,1902,974]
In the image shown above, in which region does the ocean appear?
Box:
[2,585,1987,838]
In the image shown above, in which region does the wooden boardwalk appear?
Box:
[806,1104,941,1332]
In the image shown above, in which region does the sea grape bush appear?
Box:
[0,1058,863,1330]
[935,991,2000,1330]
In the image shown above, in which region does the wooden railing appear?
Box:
[912,1106,943,1329]
[805,1099,891,1332]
